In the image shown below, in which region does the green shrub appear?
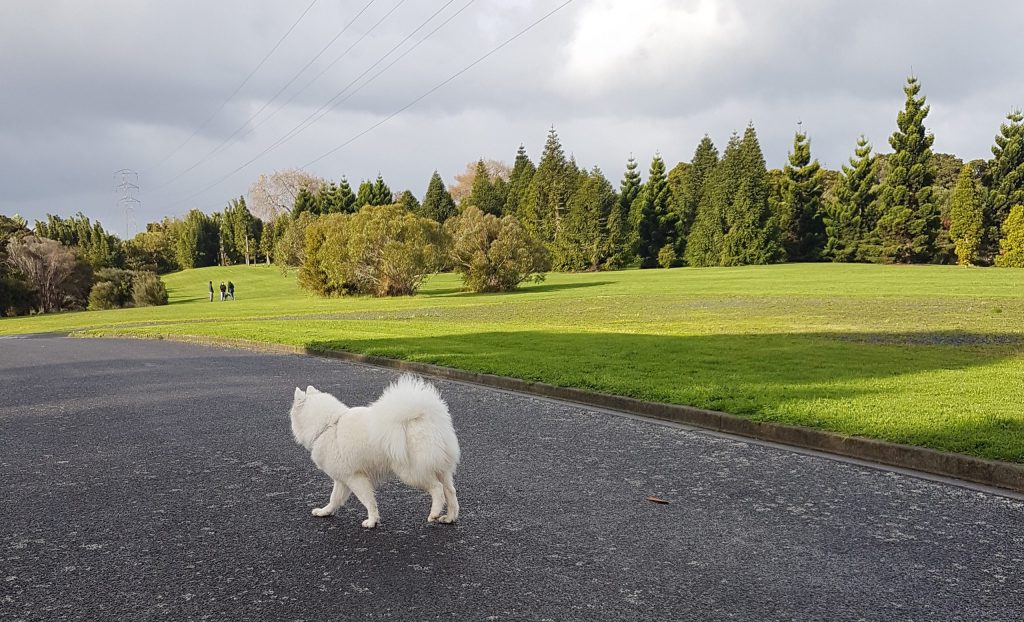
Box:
[88,281,120,310]
[131,271,169,306]
[444,207,549,292]
[657,244,677,268]
[94,268,134,307]
[995,204,1024,267]
[299,204,444,297]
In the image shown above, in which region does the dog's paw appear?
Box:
[361,518,379,529]
[311,507,333,517]
[437,514,456,524]
[427,513,441,523]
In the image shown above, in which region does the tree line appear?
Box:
[3,76,1023,312]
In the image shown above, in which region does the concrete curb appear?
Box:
[108,333,1024,495]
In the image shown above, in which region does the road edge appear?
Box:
[89,332,1024,495]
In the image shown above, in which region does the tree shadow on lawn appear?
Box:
[307,329,1024,460]
[425,281,615,298]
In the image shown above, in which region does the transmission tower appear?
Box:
[113,169,141,239]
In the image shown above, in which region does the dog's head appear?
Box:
[290,385,345,450]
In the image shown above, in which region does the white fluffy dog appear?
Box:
[289,375,461,528]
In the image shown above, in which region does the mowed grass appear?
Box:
[2,263,1023,462]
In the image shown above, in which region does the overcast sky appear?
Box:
[2,0,1021,235]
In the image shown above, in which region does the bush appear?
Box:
[299,204,444,297]
[657,244,677,269]
[94,268,134,307]
[131,271,169,306]
[444,207,549,293]
[996,204,1024,268]
[0,275,37,316]
[88,281,120,310]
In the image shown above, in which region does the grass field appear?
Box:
[3,263,1023,462]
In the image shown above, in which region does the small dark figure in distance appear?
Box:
[227,281,235,300]
[208,281,214,302]
[219,282,226,301]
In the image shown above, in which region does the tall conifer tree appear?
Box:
[523,127,573,244]
[335,177,356,213]
[873,76,939,263]
[633,154,672,268]
[721,125,783,265]
[949,163,985,265]
[420,171,457,223]
[824,136,878,262]
[779,129,826,261]
[686,133,742,266]
[505,145,536,218]
[985,111,1024,258]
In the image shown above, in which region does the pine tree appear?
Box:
[686,133,742,266]
[370,174,393,205]
[985,111,1024,258]
[523,127,574,244]
[996,204,1024,267]
[633,154,672,268]
[420,171,457,223]
[334,177,356,213]
[505,144,536,218]
[605,155,643,267]
[355,180,374,208]
[314,183,336,215]
[669,136,718,262]
[873,76,939,263]
[554,167,617,271]
[779,129,826,261]
[468,159,503,215]
[397,190,421,212]
[292,186,317,217]
[948,163,985,265]
[824,136,877,262]
[721,125,783,265]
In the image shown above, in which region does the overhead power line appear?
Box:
[147,0,320,173]
[150,0,380,193]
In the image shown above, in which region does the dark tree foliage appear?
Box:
[420,171,458,223]
[505,144,536,218]
[633,154,672,268]
[824,136,878,262]
[984,111,1024,258]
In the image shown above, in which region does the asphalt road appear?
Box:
[1,335,1022,621]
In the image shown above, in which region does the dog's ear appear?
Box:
[293,387,306,402]
[306,385,319,394]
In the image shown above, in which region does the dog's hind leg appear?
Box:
[427,479,445,523]
[312,479,350,517]
[439,473,459,524]
[347,475,380,528]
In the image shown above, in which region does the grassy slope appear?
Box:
[3,263,1023,462]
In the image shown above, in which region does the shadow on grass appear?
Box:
[307,329,1024,461]
[425,280,615,298]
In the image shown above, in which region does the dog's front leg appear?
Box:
[347,475,380,528]
[312,479,350,517]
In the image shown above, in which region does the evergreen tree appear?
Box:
[314,183,336,215]
[397,190,421,212]
[996,204,1024,267]
[292,186,317,217]
[605,155,643,267]
[334,177,356,213]
[686,133,742,266]
[824,136,878,262]
[468,159,503,215]
[720,125,783,265]
[873,76,939,263]
[370,174,393,205]
[949,164,985,265]
[669,136,718,263]
[985,111,1024,258]
[355,180,374,208]
[779,129,826,261]
[554,167,617,271]
[522,127,575,244]
[175,209,218,269]
[420,171,457,223]
[505,144,536,218]
[633,154,672,268]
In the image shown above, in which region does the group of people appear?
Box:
[209,280,236,302]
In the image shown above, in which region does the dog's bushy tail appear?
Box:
[368,374,452,464]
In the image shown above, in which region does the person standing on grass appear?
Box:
[227,281,235,300]
[219,281,226,301]
[208,281,214,302]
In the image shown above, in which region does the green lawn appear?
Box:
[3,263,1023,462]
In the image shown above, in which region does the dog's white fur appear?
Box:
[289,375,461,528]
